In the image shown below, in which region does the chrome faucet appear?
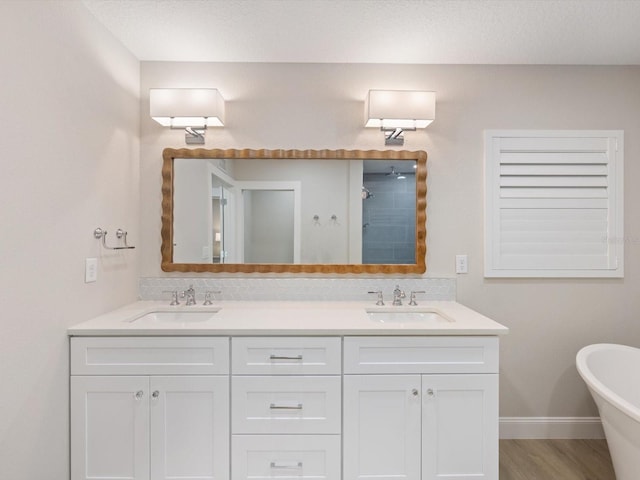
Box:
[408,290,426,306]
[392,285,405,306]
[203,290,222,306]
[181,285,197,306]
[368,290,385,306]
[163,290,180,306]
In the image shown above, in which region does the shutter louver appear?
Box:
[485,131,623,277]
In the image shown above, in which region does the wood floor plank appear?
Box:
[499,439,616,480]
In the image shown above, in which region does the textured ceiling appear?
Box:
[81,0,640,64]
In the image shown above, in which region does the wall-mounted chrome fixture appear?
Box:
[386,166,406,180]
[365,90,435,146]
[94,227,136,250]
[149,88,225,144]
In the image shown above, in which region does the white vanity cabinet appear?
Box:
[70,337,230,480]
[343,336,499,480]
[69,331,502,480]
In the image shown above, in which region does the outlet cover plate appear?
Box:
[455,254,468,274]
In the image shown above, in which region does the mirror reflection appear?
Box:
[362,161,417,264]
[162,149,426,274]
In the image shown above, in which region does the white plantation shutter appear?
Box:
[484,130,623,278]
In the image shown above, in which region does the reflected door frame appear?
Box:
[235,181,302,263]
[208,163,237,264]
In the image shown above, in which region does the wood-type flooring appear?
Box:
[499,439,616,480]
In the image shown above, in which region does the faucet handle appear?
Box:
[162,290,180,306]
[203,290,222,306]
[367,290,385,306]
[409,291,426,306]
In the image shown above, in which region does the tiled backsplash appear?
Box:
[139,277,456,302]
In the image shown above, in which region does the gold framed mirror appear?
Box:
[161,148,426,274]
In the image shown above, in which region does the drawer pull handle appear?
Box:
[270,461,303,469]
[134,390,144,400]
[270,403,303,410]
[269,354,303,361]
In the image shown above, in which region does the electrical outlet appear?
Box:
[455,254,468,274]
[85,257,97,283]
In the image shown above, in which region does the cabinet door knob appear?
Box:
[411,388,419,397]
[426,388,435,397]
[134,390,144,400]
[152,390,160,399]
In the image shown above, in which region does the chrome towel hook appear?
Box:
[94,227,136,250]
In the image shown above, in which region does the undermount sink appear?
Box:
[130,310,220,323]
[366,309,452,324]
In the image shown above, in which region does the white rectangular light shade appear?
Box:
[365,90,435,129]
[150,88,225,127]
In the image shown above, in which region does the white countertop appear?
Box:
[67,300,508,336]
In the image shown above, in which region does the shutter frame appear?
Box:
[484,130,624,278]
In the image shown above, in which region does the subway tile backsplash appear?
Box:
[139,277,456,302]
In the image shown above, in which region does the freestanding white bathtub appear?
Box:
[576,344,640,480]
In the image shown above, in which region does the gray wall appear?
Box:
[140,62,640,421]
[0,2,140,479]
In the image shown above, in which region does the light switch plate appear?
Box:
[455,254,468,274]
[85,257,97,283]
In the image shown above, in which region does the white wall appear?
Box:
[140,62,640,421]
[0,2,139,479]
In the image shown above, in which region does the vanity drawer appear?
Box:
[232,376,341,434]
[232,435,340,480]
[343,336,499,374]
[231,337,341,375]
[70,337,229,375]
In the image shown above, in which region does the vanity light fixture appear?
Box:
[149,88,225,145]
[365,90,435,146]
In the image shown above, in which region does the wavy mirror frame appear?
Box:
[161,148,427,274]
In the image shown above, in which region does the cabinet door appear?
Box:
[421,374,498,480]
[150,376,230,480]
[344,375,422,480]
[70,376,149,480]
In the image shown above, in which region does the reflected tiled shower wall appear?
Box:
[362,172,416,264]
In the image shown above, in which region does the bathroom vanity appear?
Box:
[68,301,507,480]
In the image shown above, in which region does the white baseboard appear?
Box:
[500,417,604,439]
